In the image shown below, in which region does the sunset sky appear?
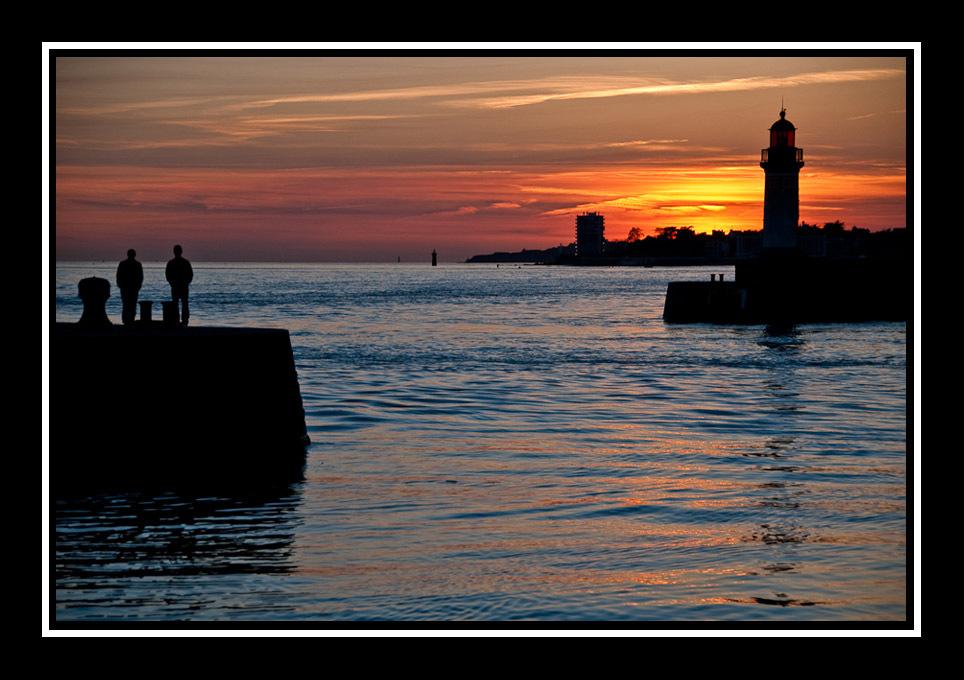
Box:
[54,54,908,262]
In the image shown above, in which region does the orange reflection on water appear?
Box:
[547,564,752,589]
[613,474,757,512]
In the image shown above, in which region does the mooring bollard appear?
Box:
[78,277,112,326]
[720,273,725,281]
[711,274,716,282]
[139,300,153,323]
[161,300,179,327]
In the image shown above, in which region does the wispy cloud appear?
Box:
[447,69,905,109]
[799,204,845,212]
[174,114,407,140]
[230,70,902,113]
[58,95,246,117]
[236,76,637,109]
[543,194,741,217]
[606,139,689,148]
[432,205,480,217]
[59,113,412,152]
[847,108,906,121]
[428,138,703,155]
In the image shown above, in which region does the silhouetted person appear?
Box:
[166,244,193,326]
[116,249,144,325]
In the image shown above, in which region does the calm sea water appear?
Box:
[52,263,907,622]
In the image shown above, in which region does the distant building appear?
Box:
[576,212,605,257]
[760,108,805,252]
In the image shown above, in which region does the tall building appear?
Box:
[760,108,805,252]
[576,212,605,257]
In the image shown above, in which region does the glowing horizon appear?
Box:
[55,55,907,262]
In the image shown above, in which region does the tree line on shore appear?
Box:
[465,221,909,264]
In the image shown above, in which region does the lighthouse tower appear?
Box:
[760,108,805,252]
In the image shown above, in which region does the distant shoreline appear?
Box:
[466,255,742,267]
[466,225,910,265]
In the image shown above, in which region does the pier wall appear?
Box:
[663,257,910,324]
[52,324,309,488]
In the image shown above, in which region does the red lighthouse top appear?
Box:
[769,108,796,148]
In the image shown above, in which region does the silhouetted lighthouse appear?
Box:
[662,105,908,324]
[760,108,805,252]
